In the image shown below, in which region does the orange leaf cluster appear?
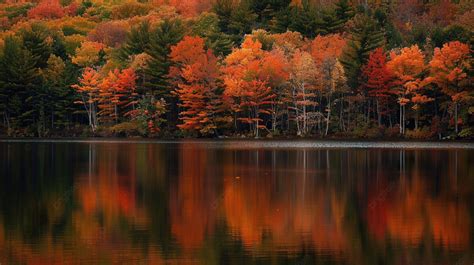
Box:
[387,45,432,107]
[222,37,289,136]
[169,36,227,135]
[428,41,471,102]
[98,68,138,122]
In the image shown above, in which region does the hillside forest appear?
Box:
[0,0,472,138]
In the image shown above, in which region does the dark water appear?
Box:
[0,141,473,265]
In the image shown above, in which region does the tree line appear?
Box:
[0,0,472,138]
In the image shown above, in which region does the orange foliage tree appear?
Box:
[427,41,471,134]
[98,68,138,123]
[222,37,289,137]
[72,67,101,131]
[310,34,346,67]
[310,34,348,135]
[169,36,229,135]
[387,45,432,134]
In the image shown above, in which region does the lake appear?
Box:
[0,140,473,264]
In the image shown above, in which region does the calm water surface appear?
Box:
[0,140,473,264]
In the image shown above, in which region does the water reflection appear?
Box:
[0,142,473,264]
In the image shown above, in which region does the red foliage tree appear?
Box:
[27,0,65,19]
[153,0,211,17]
[360,48,397,126]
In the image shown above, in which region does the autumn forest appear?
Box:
[0,0,472,138]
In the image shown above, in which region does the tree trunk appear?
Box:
[415,111,418,130]
[286,106,290,133]
[377,99,381,126]
[399,104,402,135]
[319,92,323,135]
[115,103,118,124]
[88,102,93,131]
[367,100,370,125]
[302,83,307,135]
[255,106,259,138]
[271,103,277,133]
[93,103,98,132]
[256,118,259,138]
[4,112,10,136]
[325,96,332,136]
[347,101,351,132]
[454,102,458,134]
[339,95,344,132]
[293,87,301,136]
[402,105,406,135]
[234,112,237,131]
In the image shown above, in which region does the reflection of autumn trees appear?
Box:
[168,146,472,259]
[0,143,169,264]
[169,144,218,250]
[366,150,471,250]
[385,177,426,245]
[222,154,348,254]
[0,144,473,264]
[428,201,470,250]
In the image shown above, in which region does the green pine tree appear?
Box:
[143,19,184,98]
[322,8,345,34]
[119,21,151,62]
[213,0,234,35]
[271,6,292,33]
[288,0,325,38]
[228,0,258,42]
[0,36,42,133]
[340,14,385,89]
[192,13,234,57]
[335,0,354,24]
[21,24,53,69]
[248,0,291,29]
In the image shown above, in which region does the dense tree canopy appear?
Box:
[0,0,472,138]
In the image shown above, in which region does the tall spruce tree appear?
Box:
[288,0,325,38]
[143,19,184,98]
[213,0,233,34]
[322,8,345,34]
[228,0,258,42]
[271,6,292,33]
[213,0,257,43]
[119,21,151,62]
[249,0,291,29]
[0,36,42,133]
[21,25,53,69]
[335,0,354,24]
[340,14,385,89]
[192,13,234,57]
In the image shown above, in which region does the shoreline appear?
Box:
[1,138,473,149]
